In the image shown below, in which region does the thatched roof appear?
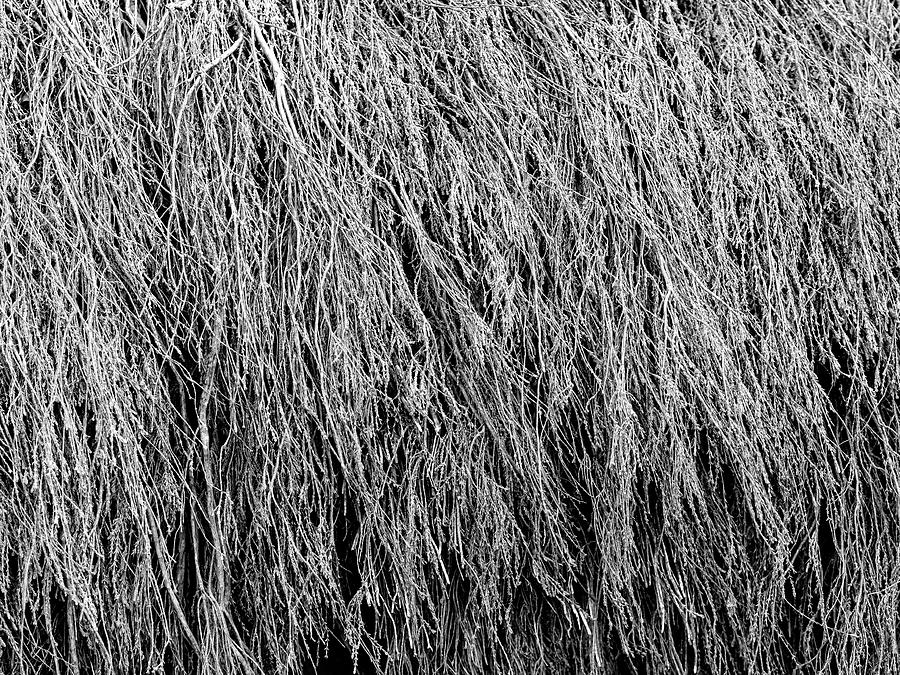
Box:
[1,1,899,672]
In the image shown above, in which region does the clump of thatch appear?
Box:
[1,0,899,673]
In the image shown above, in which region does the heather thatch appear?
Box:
[1,0,899,673]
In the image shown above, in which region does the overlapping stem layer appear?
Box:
[1,1,899,673]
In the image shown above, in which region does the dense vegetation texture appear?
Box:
[1,0,899,673]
